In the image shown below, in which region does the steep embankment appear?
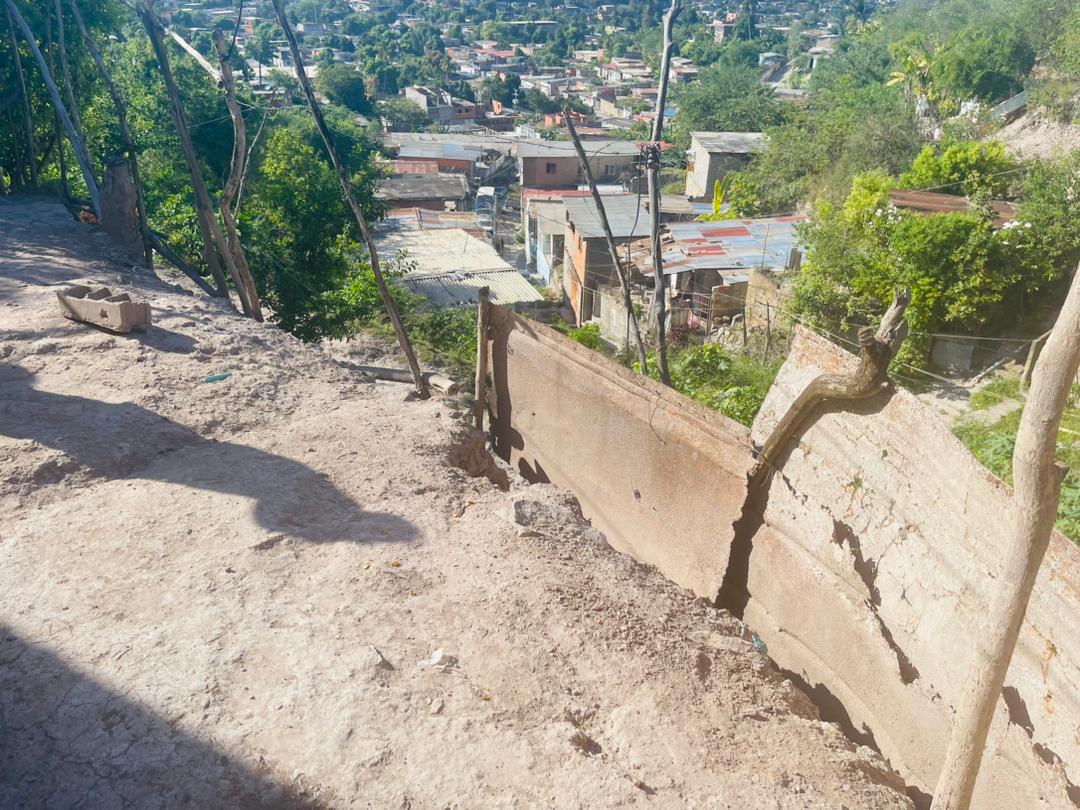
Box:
[0,197,912,808]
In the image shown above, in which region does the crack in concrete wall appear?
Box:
[486,308,1080,809]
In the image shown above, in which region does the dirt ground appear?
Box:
[0,197,914,808]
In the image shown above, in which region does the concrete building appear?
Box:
[375,173,470,211]
[684,131,768,202]
[516,139,639,190]
[562,194,649,324]
[403,86,483,125]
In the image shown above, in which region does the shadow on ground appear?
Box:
[0,364,417,545]
[0,624,321,808]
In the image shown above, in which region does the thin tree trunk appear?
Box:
[645,0,680,386]
[136,0,230,298]
[270,0,429,397]
[53,0,91,183]
[4,0,99,218]
[564,107,648,374]
[6,7,36,186]
[212,28,262,320]
[931,265,1080,810]
[233,88,276,217]
[45,13,69,201]
[70,0,154,269]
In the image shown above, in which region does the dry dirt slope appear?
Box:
[0,197,913,809]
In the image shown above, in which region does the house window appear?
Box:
[545,162,556,174]
[603,164,616,176]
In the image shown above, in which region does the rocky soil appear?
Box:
[0,197,913,808]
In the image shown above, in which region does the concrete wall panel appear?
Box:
[746,327,1080,807]
[487,305,753,597]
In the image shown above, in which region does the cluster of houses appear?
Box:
[159,0,865,347]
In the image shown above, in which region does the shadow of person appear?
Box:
[0,364,417,545]
[0,624,321,809]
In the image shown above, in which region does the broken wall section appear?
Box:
[743,327,1080,808]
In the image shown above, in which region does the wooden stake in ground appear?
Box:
[931,267,1080,810]
[563,109,649,375]
[6,6,37,187]
[270,0,428,398]
[136,1,231,298]
[70,0,154,268]
[645,0,680,386]
[212,28,262,320]
[473,286,490,430]
[4,0,99,219]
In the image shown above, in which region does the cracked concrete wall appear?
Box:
[746,328,1079,808]
[486,307,1080,808]
[486,306,752,597]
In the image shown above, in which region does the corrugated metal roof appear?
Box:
[515,139,640,158]
[375,228,509,274]
[375,174,469,202]
[403,268,544,307]
[563,194,649,239]
[888,190,1016,228]
[374,228,543,307]
[389,159,439,174]
[381,208,482,236]
[398,142,484,162]
[690,131,768,155]
[634,215,806,277]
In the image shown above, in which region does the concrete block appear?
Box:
[56,286,152,333]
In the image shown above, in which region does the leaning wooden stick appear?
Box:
[473,286,490,430]
[750,288,911,488]
[270,0,428,398]
[563,109,649,375]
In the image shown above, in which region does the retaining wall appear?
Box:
[484,306,1080,808]
[486,305,752,596]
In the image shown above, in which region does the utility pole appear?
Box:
[646,0,680,386]
[270,0,429,398]
[932,265,1080,809]
[563,108,648,374]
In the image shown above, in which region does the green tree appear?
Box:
[316,63,372,113]
[668,63,785,148]
[899,140,1018,197]
[376,98,432,132]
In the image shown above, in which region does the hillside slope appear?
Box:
[0,197,912,808]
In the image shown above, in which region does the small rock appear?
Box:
[429,648,458,671]
[429,698,445,715]
[361,645,394,673]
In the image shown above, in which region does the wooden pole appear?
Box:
[44,13,69,202]
[473,286,490,430]
[70,0,154,268]
[212,28,262,320]
[1019,329,1052,392]
[4,0,100,219]
[563,108,649,375]
[52,0,92,184]
[6,7,36,186]
[137,1,230,298]
[931,268,1080,810]
[645,0,680,386]
[270,0,429,398]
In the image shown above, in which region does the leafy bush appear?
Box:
[667,343,780,427]
[567,322,606,351]
[954,398,1080,543]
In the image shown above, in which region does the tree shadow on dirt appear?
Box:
[0,365,417,545]
[0,623,323,808]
